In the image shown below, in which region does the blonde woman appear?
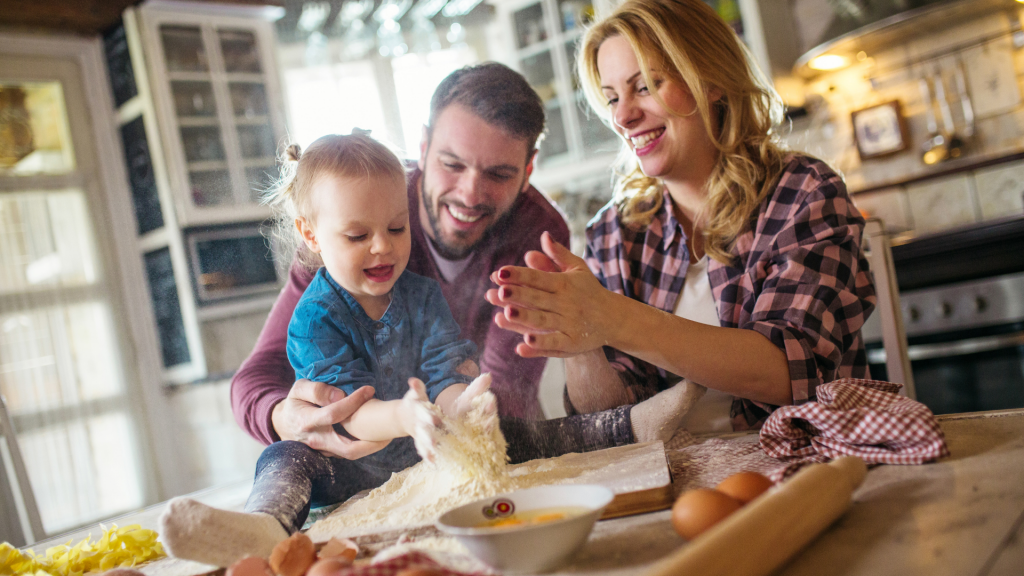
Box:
[487,0,876,432]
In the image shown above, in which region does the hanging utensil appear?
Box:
[919,72,948,165]
[934,70,964,161]
[954,57,976,139]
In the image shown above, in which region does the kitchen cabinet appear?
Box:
[108,2,286,384]
[137,6,287,227]
[492,0,620,182]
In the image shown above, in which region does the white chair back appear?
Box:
[864,218,917,399]
[0,394,46,546]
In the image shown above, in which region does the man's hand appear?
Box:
[271,380,390,459]
[452,373,496,419]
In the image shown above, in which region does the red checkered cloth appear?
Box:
[336,551,487,576]
[759,379,950,481]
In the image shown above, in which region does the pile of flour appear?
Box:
[306,392,657,542]
[306,392,517,539]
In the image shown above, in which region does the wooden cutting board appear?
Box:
[510,440,674,519]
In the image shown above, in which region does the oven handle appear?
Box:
[868,331,1024,364]
[905,331,1024,361]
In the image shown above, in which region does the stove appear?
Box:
[862,216,1024,414]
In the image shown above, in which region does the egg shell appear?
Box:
[317,537,358,562]
[716,471,774,504]
[395,569,448,576]
[226,556,274,576]
[269,532,317,576]
[671,488,743,540]
[305,557,352,576]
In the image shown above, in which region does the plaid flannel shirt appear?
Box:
[583,155,877,430]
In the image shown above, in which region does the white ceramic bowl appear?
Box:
[436,484,614,573]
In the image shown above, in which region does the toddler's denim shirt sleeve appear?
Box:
[287,269,475,403]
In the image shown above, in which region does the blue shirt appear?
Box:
[287,268,476,471]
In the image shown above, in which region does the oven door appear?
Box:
[184,222,282,304]
[867,324,1024,414]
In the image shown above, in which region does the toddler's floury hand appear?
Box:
[402,378,441,463]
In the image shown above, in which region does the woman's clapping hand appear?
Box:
[486,232,616,358]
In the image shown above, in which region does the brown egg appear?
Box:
[226,556,274,576]
[317,537,358,562]
[101,570,146,576]
[305,557,351,576]
[716,471,774,504]
[269,532,317,576]
[670,488,743,540]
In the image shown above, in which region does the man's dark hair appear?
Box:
[427,62,546,161]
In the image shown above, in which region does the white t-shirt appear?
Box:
[671,256,734,433]
[426,237,473,283]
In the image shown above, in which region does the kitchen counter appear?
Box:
[26,409,1024,576]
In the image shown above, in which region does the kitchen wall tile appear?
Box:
[973,160,1024,219]
[179,381,222,425]
[785,7,1024,237]
[851,186,913,234]
[200,310,269,374]
[905,13,1009,61]
[168,379,264,491]
[906,174,978,233]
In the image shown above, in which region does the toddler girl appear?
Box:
[159,133,491,567]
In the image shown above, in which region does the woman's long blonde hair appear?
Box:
[578,0,787,263]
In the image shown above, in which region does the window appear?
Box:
[0,68,152,539]
[391,47,477,156]
[282,60,390,150]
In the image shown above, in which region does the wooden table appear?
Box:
[26,409,1024,576]
[561,409,1024,576]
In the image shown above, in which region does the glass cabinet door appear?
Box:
[153,17,281,222]
[562,38,617,154]
[510,0,616,168]
[161,25,234,208]
[219,29,277,202]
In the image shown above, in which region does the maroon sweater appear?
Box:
[230,168,570,445]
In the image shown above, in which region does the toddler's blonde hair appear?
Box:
[266,133,407,270]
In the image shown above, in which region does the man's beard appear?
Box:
[419,165,522,261]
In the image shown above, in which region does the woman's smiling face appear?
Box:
[597,35,717,185]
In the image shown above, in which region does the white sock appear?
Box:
[158,497,288,567]
[630,379,707,443]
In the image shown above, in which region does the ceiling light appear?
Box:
[442,0,484,17]
[808,54,849,71]
[411,0,449,20]
[373,0,412,23]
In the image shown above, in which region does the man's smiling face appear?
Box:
[417,103,534,260]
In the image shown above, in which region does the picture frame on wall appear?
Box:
[851,100,910,160]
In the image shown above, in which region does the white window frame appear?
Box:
[0,32,192,529]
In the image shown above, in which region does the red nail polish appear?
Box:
[526,334,535,344]
[499,269,511,280]
[509,308,519,318]
[501,287,513,299]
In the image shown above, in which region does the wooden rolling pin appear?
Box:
[648,456,868,576]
